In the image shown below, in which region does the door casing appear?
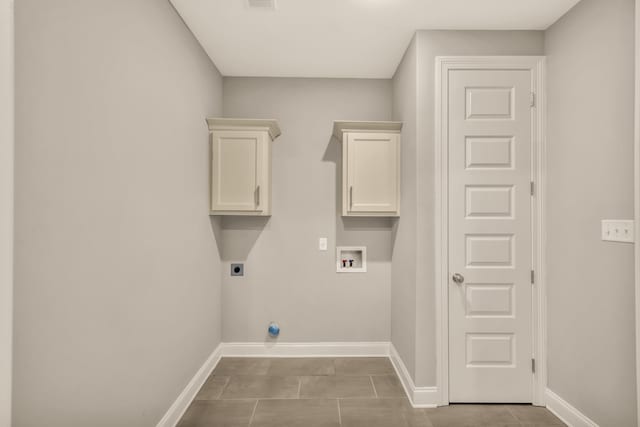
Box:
[434,56,547,406]
[634,0,640,422]
[0,0,13,425]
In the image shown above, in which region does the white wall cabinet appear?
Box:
[333,121,402,217]
[207,118,280,216]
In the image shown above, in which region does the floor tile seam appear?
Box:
[247,399,259,427]
[219,396,319,401]
[217,396,406,400]
[268,373,336,376]
[222,373,379,377]
[221,373,340,378]
[336,398,342,426]
[215,376,232,400]
[298,395,382,400]
[335,373,395,376]
[213,373,273,376]
[369,376,378,398]
[504,405,516,418]
[203,397,263,402]
[301,374,390,378]
[222,373,301,376]
[217,395,391,401]
[504,405,529,425]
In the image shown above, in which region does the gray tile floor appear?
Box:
[177,357,566,427]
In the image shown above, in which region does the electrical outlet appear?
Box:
[319,237,328,251]
[601,220,635,243]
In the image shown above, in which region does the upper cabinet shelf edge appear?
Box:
[332,120,403,140]
[207,118,281,141]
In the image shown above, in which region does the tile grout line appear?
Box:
[369,376,378,398]
[504,405,521,425]
[247,400,259,427]
[216,376,231,400]
[504,405,531,426]
[217,396,399,401]
[297,376,302,398]
[337,399,342,426]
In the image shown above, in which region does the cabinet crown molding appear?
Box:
[207,118,281,141]
[332,120,403,141]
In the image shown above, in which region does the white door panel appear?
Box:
[449,68,533,403]
[211,130,264,212]
[346,132,399,213]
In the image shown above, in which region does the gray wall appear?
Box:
[13,1,223,426]
[221,77,392,343]
[545,1,637,425]
[391,36,418,381]
[390,30,544,387]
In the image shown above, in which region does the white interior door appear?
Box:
[448,67,533,402]
[211,130,264,212]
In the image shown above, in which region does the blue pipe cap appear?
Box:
[268,322,280,337]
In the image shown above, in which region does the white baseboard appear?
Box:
[222,341,391,357]
[389,344,439,408]
[156,343,223,427]
[546,389,599,427]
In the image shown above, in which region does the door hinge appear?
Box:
[530,92,536,108]
[531,358,536,373]
[530,181,535,196]
[531,270,535,284]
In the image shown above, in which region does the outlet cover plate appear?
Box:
[319,237,328,251]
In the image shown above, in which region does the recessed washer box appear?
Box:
[336,246,367,273]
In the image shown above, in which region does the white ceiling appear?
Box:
[170,0,580,79]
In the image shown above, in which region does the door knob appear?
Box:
[452,273,465,284]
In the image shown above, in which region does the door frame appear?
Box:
[634,0,640,422]
[0,0,13,425]
[434,56,547,406]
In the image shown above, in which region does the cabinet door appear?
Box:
[211,130,264,212]
[346,132,399,214]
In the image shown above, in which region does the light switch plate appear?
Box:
[601,220,635,243]
[319,237,328,251]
